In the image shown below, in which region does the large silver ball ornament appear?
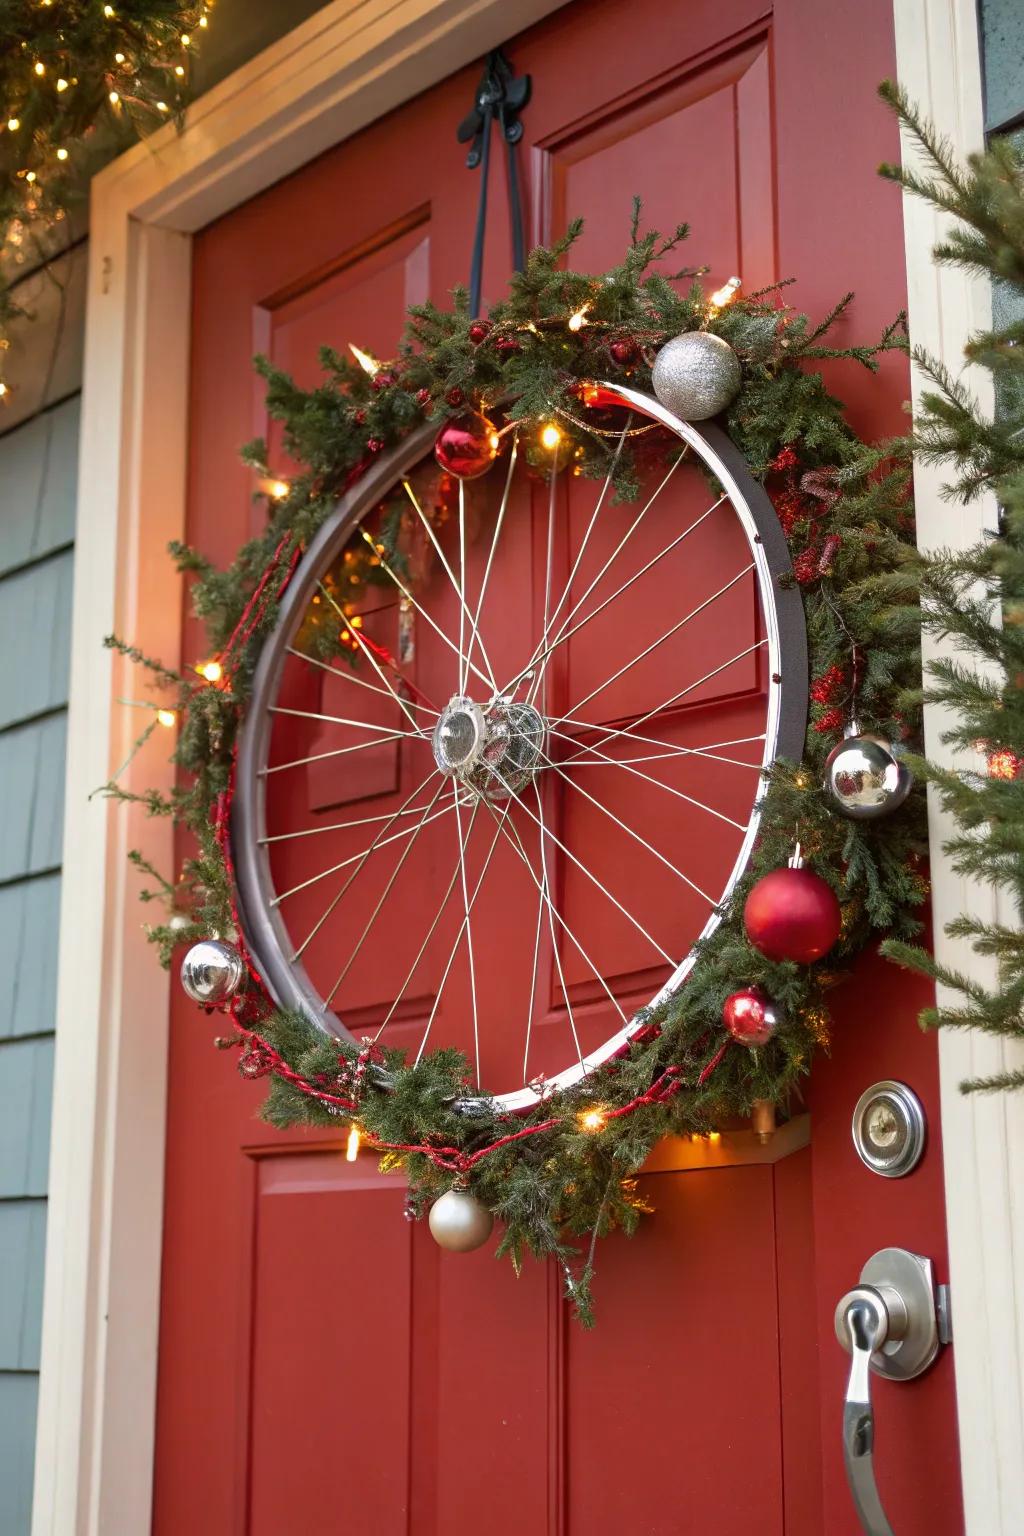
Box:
[180,939,245,1004]
[651,331,742,421]
[823,728,912,820]
[428,1188,494,1253]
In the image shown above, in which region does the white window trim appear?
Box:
[33,1,1022,1531]
[894,3,1024,1527]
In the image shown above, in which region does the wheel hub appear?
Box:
[432,696,545,801]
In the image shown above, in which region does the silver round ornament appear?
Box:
[823,726,912,820]
[180,939,245,1005]
[651,331,742,421]
[427,1188,494,1253]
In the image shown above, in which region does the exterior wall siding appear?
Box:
[0,256,83,1534]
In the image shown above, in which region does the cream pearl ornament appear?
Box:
[652,331,742,421]
[428,1188,494,1252]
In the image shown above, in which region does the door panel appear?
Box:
[158,2,963,1533]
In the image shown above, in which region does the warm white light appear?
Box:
[56,77,68,90]
[25,170,36,183]
[6,118,19,131]
[156,100,168,112]
[34,61,45,76]
[578,1107,606,1132]
[349,342,382,377]
[345,1124,361,1162]
[0,383,8,399]
[181,33,191,46]
[157,708,177,728]
[103,3,115,14]
[174,64,185,76]
[709,275,742,310]
[266,478,290,501]
[109,90,120,105]
[196,659,222,684]
[56,147,68,160]
[567,303,591,332]
[540,422,562,451]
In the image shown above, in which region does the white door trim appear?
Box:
[31,4,568,1533]
[36,0,1017,1530]
[893,3,1024,1531]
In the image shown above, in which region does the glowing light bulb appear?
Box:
[156,100,168,112]
[56,77,68,90]
[262,477,289,501]
[540,422,563,451]
[103,3,115,14]
[567,302,591,332]
[709,275,742,310]
[157,708,177,728]
[174,64,185,76]
[114,51,125,63]
[348,342,382,377]
[56,147,68,160]
[109,90,119,105]
[578,1107,606,1133]
[181,33,190,46]
[25,170,36,182]
[196,659,222,684]
[34,61,46,76]
[199,14,208,25]
[345,1124,361,1162]
[707,1131,722,1144]
[0,382,8,399]
[7,118,19,131]
[488,430,500,452]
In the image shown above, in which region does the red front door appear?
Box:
[155,3,963,1532]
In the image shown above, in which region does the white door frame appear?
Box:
[33,1,1021,1532]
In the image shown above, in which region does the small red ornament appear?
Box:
[494,335,521,356]
[366,436,384,454]
[416,387,432,408]
[353,408,367,426]
[744,852,841,964]
[434,413,498,480]
[722,986,781,1047]
[468,320,491,345]
[446,386,465,407]
[371,370,396,392]
[608,337,639,367]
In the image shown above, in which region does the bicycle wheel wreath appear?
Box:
[110,216,925,1321]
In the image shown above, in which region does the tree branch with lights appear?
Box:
[107,212,927,1321]
[0,0,211,398]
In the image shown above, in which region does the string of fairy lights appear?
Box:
[0,0,213,402]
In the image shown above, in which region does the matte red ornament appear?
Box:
[722,986,780,1047]
[743,863,841,964]
[434,413,498,480]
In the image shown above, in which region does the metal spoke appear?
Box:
[554,562,754,723]
[270,704,428,736]
[510,491,727,698]
[413,798,512,1066]
[553,723,767,770]
[571,637,768,768]
[372,801,495,1042]
[522,426,631,707]
[544,726,746,831]
[286,645,439,717]
[323,779,448,1007]
[454,787,482,1085]
[272,773,449,909]
[487,763,676,965]
[464,432,518,684]
[262,730,419,776]
[357,529,494,694]
[401,477,497,691]
[318,581,425,736]
[556,740,766,771]
[260,799,454,845]
[539,749,719,902]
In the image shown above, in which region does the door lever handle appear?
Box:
[835,1249,949,1536]
[839,1287,896,1536]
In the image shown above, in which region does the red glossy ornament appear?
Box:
[494,335,521,356]
[609,337,639,366]
[434,413,498,480]
[468,320,491,345]
[743,862,841,964]
[722,986,780,1047]
[445,386,465,407]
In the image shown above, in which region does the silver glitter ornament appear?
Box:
[823,725,912,820]
[180,939,245,1004]
[427,1188,494,1252]
[652,331,742,421]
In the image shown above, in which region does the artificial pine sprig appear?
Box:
[874,84,1024,1092]
[109,214,927,1317]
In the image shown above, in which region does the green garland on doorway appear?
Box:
[107,212,928,1321]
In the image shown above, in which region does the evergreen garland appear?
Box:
[874,84,1024,1092]
[110,215,927,1320]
